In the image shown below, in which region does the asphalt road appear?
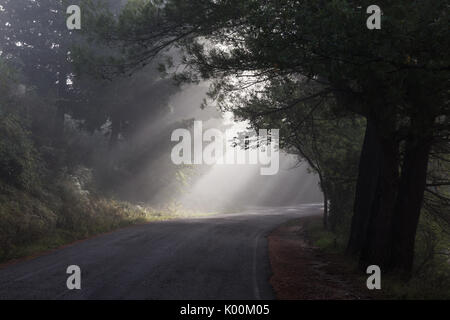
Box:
[0,204,322,300]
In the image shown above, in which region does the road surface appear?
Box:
[0,204,322,300]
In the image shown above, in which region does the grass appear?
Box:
[304,217,450,300]
[2,208,211,264]
[306,218,347,252]
[0,181,218,264]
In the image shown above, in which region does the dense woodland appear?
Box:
[0,0,449,298]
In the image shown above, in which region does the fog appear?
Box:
[0,0,323,213]
[103,73,323,211]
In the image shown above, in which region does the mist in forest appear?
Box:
[102,73,322,210]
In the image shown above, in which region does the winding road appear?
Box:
[0,204,322,300]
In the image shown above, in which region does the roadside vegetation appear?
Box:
[0,165,210,263]
[0,168,214,263]
[306,217,450,299]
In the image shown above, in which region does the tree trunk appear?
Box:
[323,188,329,229]
[390,117,434,277]
[346,119,382,256]
[359,135,400,271]
[317,172,329,229]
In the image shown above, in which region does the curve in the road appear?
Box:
[0,204,322,300]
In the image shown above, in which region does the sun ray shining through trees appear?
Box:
[0,0,448,300]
